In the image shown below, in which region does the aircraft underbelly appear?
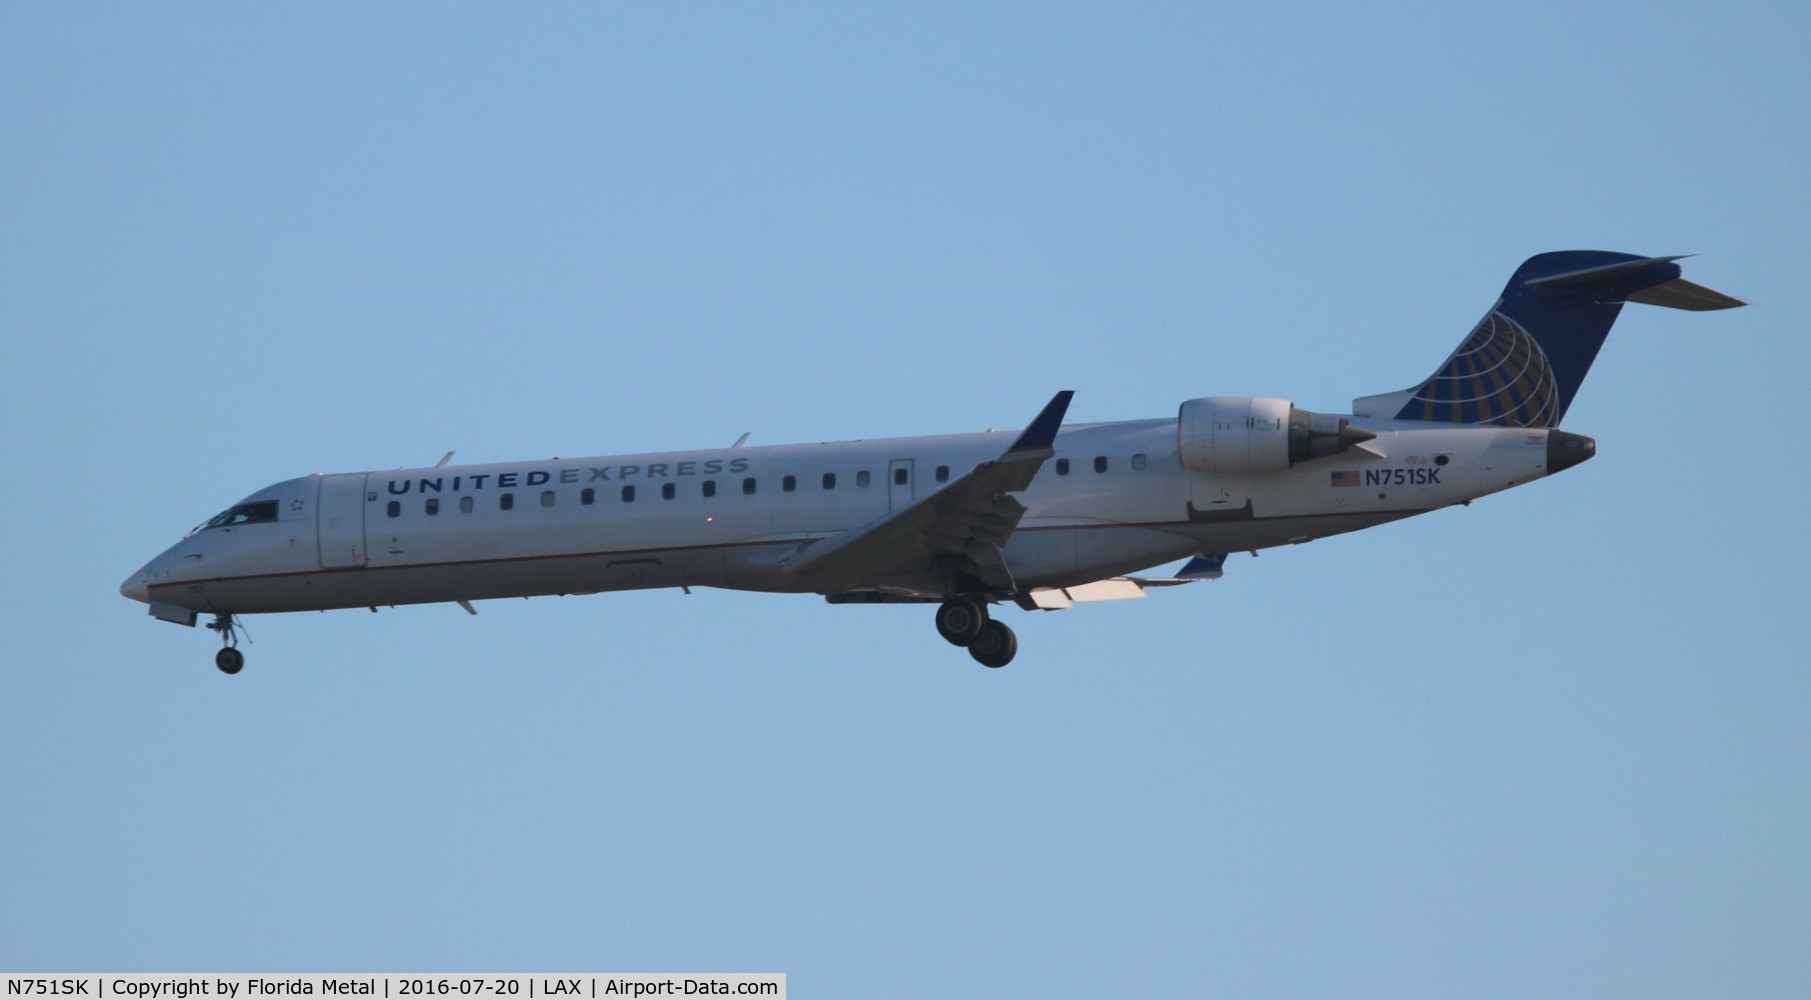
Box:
[1042,523,1194,588]
[163,546,735,613]
[1184,509,1419,552]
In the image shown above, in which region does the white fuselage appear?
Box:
[122,413,1561,619]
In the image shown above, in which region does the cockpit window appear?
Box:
[199,500,279,531]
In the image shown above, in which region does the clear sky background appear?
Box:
[4,3,1808,996]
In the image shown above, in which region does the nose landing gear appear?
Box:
[215,647,244,674]
[206,613,246,675]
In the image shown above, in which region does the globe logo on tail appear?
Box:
[1402,311,1559,427]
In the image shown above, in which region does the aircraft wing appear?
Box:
[778,391,1074,596]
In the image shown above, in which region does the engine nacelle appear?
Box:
[1177,396,1375,474]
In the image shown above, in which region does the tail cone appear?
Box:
[1547,430,1596,475]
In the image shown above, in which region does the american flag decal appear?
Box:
[1330,470,1360,488]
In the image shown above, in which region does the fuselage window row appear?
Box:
[376,462,971,519]
[220,455,1045,529]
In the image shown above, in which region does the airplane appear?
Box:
[121,251,1743,674]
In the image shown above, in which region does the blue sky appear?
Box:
[3,3,1808,996]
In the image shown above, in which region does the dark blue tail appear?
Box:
[1361,251,1742,427]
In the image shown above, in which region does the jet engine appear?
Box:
[1177,396,1376,474]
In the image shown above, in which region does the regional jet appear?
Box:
[121,251,1743,674]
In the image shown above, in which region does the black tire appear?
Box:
[934,597,988,647]
[215,647,245,675]
[967,620,1017,668]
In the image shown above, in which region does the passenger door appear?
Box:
[317,474,368,567]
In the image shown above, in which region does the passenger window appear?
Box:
[425,498,439,516]
[541,491,555,508]
[662,482,676,500]
[783,475,796,493]
[1132,453,1147,471]
[1056,458,1070,475]
[894,468,908,486]
[387,500,400,518]
[581,488,595,505]
[460,496,473,513]
[622,485,636,502]
[703,480,717,498]
[500,493,514,511]
[936,465,949,483]
[1094,456,1108,473]
[742,477,757,495]
[857,470,871,488]
[822,472,836,490]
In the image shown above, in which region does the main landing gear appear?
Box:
[206,613,245,675]
[935,597,1018,668]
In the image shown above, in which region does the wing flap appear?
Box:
[1020,554,1231,610]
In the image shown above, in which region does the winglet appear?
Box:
[1007,391,1074,454]
[1127,553,1229,588]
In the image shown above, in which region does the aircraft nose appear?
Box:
[120,554,162,604]
[120,572,150,604]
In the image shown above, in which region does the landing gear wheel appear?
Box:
[207,612,247,675]
[215,647,245,675]
[935,597,988,647]
[967,620,1018,668]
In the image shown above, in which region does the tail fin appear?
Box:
[1353,251,1744,427]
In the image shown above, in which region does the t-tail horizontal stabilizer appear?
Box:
[1523,255,1747,311]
